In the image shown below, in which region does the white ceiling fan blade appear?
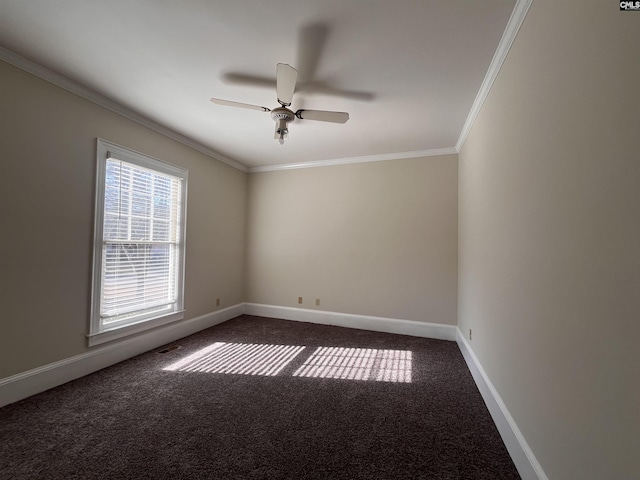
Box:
[210,98,270,112]
[276,63,298,106]
[296,109,349,124]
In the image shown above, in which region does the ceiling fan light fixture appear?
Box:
[276,118,289,133]
[276,120,288,145]
[272,108,294,144]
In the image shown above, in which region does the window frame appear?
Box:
[89,138,188,346]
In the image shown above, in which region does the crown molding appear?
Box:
[455,0,533,152]
[249,147,458,173]
[2,0,530,176]
[0,47,248,173]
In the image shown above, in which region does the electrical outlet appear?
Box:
[298,297,303,304]
[216,298,220,307]
[315,298,320,306]
[469,329,472,341]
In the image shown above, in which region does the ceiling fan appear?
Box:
[210,63,349,145]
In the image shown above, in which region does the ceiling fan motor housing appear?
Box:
[271,107,295,135]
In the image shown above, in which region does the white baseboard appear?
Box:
[244,303,457,341]
[0,303,243,408]
[456,328,548,480]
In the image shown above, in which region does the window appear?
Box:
[89,139,188,346]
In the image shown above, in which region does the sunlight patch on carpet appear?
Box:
[293,347,412,383]
[163,342,304,376]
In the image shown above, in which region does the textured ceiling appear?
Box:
[0,0,517,169]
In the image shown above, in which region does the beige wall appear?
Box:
[246,156,458,324]
[458,1,640,479]
[0,61,247,378]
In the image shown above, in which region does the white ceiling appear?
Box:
[0,0,517,170]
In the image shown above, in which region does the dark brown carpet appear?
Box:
[0,315,520,479]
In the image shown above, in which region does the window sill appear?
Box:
[87,310,185,347]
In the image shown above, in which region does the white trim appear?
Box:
[244,303,457,341]
[0,47,247,173]
[90,139,189,343]
[456,328,548,480]
[455,0,533,152]
[0,304,243,408]
[100,137,190,177]
[87,311,185,347]
[249,148,458,173]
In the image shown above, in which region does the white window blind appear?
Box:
[101,158,182,323]
[90,139,187,345]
